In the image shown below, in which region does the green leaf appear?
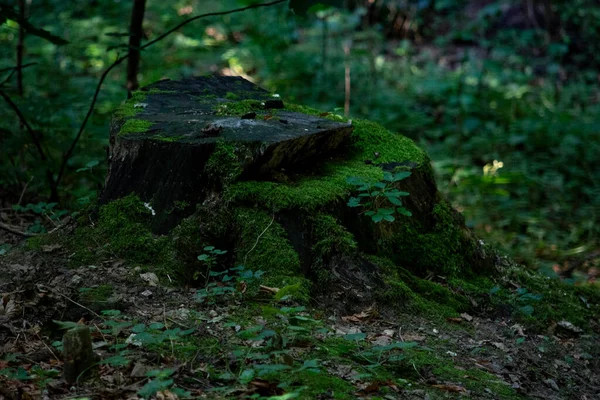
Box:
[132,324,146,333]
[392,171,412,181]
[369,213,381,222]
[347,197,361,207]
[102,355,131,367]
[388,196,403,206]
[138,378,173,399]
[343,332,366,341]
[397,208,412,217]
[148,322,165,330]
[240,368,255,384]
[146,368,175,378]
[383,214,395,222]
[53,320,81,330]
[519,305,534,316]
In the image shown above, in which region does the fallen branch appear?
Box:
[0,221,35,237]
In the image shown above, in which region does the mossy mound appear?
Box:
[37,77,595,330]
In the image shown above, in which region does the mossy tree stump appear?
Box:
[101,76,352,232]
[100,75,501,313]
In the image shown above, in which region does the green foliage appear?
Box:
[196,264,265,304]
[195,245,228,283]
[347,171,412,223]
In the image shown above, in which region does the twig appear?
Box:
[0,221,35,237]
[0,62,36,87]
[55,0,287,190]
[17,176,33,206]
[34,331,60,362]
[38,284,102,319]
[244,213,275,264]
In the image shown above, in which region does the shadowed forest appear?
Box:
[0,1,599,399]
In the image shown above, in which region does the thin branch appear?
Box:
[55,0,287,190]
[0,62,37,87]
[0,221,35,237]
[0,90,48,163]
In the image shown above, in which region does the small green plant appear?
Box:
[196,246,227,284]
[138,368,190,399]
[347,171,412,223]
[489,286,543,317]
[196,265,264,304]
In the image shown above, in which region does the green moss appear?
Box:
[496,265,600,331]
[71,194,174,268]
[399,348,519,399]
[279,369,354,399]
[79,284,113,302]
[226,116,426,211]
[234,208,310,300]
[114,91,147,118]
[205,141,243,186]
[389,201,475,276]
[373,255,468,317]
[312,213,357,258]
[25,235,43,250]
[225,91,239,100]
[118,119,153,136]
[214,99,264,116]
[227,160,381,211]
[274,279,311,302]
[150,134,183,142]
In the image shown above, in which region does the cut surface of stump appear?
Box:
[101,75,352,232]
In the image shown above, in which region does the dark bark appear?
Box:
[126,0,147,91]
[16,0,25,96]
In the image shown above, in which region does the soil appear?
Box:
[1,226,599,400]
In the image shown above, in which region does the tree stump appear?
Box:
[62,326,96,384]
[100,75,502,313]
[101,75,352,232]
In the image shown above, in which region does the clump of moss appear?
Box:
[495,265,600,331]
[226,160,381,211]
[214,99,264,116]
[372,255,469,317]
[398,348,518,399]
[71,194,173,268]
[114,91,147,118]
[225,115,426,211]
[205,141,243,187]
[225,92,239,100]
[234,208,310,299]
[388,201,475,276]
[150,134,183,142]
[312,213,357,258]
[79,284,113,303]
[118,119,153,136]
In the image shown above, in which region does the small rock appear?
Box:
[383,329,395,337]
[141,290,153,298]
[70,275,82,285]
[544,378,559,391]
[131,362,150,377]
[140,272,159,286]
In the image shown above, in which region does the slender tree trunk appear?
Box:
[17,0,25,95]
[126,0,147,91]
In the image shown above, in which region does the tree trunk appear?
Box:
[126,0,147,92]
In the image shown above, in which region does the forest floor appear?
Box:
[1,227,599,400]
